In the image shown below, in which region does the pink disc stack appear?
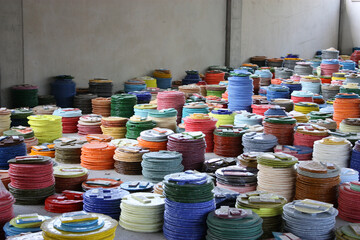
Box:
[77,114,102,135]
[0,181,15,238]
[157,91,185,124]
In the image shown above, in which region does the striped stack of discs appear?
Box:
[137,128,173,152]
[227,71,253,111]
[11,84,38,108]
[89,78,113,97]
[142,151,183,182]
[322,84,340,100]
[10,108,32,127]
[3,126,38,153]
[295,161,340,204]
[300,76,321,94]
[335,223,360,240]
[91,97,111,117]
[309,118,337,131]
[0,181,15,238]
[82,178,123,191]
[242,132,278,152]
[157,91,185,124]
[111,94,137,118]
[340,118,360,133]
[215,166,257,193]
[74,94,97,114]
[294,102,319,114]
[236,191,287,238]
[333,93,360,127]
[270,99,294,112]
[0,170,10,189]
[0,136,27,170]
[126,116,157,139]
[45,190,84,213]
[291,90,314,103]
[77,114,102,135]
[234,111,263,126]
[238,152,262,170]
[100,117,128,139]
[308,111,333,120]
[113,146,149,175]
[251,104,274,116]
[338,182,360,222]
[30,143,55,158]
[119,192,165,232]
[32,105,58,115]
[80,142,116,170]
[182,103,209,121]
[209,109,235,127]
[340,83,360,95]
[124,79,146,93]
[275,67,293,79]
[3,213,49,237]
[321,59,340,76]
[274,145,313,161]
[163,171,216,240]
[128,91,151,104]
[135,76,157,88]
[214,126,246,157]
[8,156,55,204]
[264,105,287,117]
[263,117,296,145]
[288,111,308,123]
[0,108,11,135]
[178,84,201,98]
[257,152,298,201]
[266,85,290,101]
[205,70,225,85]
[148,108,178,132]
[182,70,201,85]
[167,132,206,171]
[153,69,172,89]
[293,124,329,148]
[53,108,82,134]
[133,104,157,118]
[54,138,87,164]
[53,166,88,193]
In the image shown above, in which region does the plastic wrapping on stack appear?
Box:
[88,78,113,97]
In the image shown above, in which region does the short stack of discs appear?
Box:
[215,166,257,193]
[77,114,102,135]
[294,102,319,114]
[53,166,88,193]
[8,156,55,204]
[45,190,84,213]
[274,145,313,161]
[73,94,97,114]
[0,108,11,135]
[32,105,58,115]
[53,108,82,133]
[335,223,360,240]
[128,91,152,103]
[202,157,237,174]
[120,181,154,193]
[236,191,287,238]
[83,188,130,220]
[237,152,263,170]
[153,182,164,195]
[295,161,340,204]
[257,152,298,201]
[111,138,138,148]
[263,117,296,145]
[100,117,128,139]
[3,214,49,237]
[3,126,38,153]
[213,126,246,157]
[0,181,15,238]
[111,94,137,118]
[125,116,157,139]
[10,108,33,127]
[54,138,87,164]
[141,151,184,182]
[137,128,173,152]
[30,143,55,158]
[242,132,278,152]
[163,171,216,240]
[293,124,330,148]
[338,182,360,222]
[288,110,309,123]
[148,108,178,131]
[308,118,337,131]
[119,192,165,232]
[113,146,149,175]
[282,199,338,240]
[92,97,111,117]
[308,111,333,120]
[340,168,359,183]
[80,142,116,170]
[133,104,157,118]
[89,78,113,97]
[86,134,113,143]
[0,136,27,170]
[28,115,62,143]
[167,132,206,171]
[41,211,118,239]
[82,178,123,191]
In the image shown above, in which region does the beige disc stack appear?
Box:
[0,108,11,135]
[32,105,59,115]
[100,117,128,139]
[113,146,149,175]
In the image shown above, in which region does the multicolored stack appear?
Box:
[3,127,38,153]
[77,114,102,135]
[157,91,185,124]
[215,166,257,193]
[53,108,82,134]
[113,146,149,175]
[53,166,88,193]
[3,214,49,237]
[100,117,128,139]
[0,136,27,170]
[137,128,173,152]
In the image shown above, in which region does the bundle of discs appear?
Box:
[137,128,173,152]
[293,124,330,148]
[351,140,360,177]
[0,181,15,238]
[227,71,254,111]
[255,69,272,86]
[113,146,149,175]
[340,118,360,133]
[335,223,360,240]
[120,181,154,193]
[0,136,27,170]
[83,188,130,220]
[274,145,313,161]
[291,90,314,103]
[338,182,360,222]
[110,94,137,118]
[157,91,185,124]
[32,105,59,115]
[264,105,287,117]
[294,102,319,114]
[30,143,55,158]
[10,108,33,127]
[288,110,308,123]
[0,108,11,135]
[257,152,298,201]
[91,97,111,117]
[119,192,165,232]
[77,114,102,135]
[10,84,38,108]
[263,117,296,145]
[53,166,88,193]
[3,126,38,153]
[88,78,113,97]
[251,104,274,116]
[204,70,225,85]
[340,168,359,183]
[53,108,82,134]
[181,70,201,85]
[163,171,216,240]
[322,84,340,100]
[148,108,178,131]
[236,191,287,238]
[282,199,338,240]
[202,157,237,174]
[215,166,257,193]
[309,118,337,131]
[206,206,263,240]
[0,170,10,189]
[153,182,164,195]
[100,116,128,139]
[86,134,113,143]
[133,104,157,118]
[242,132,278,152]
[209,109,235,127]
[300,76,321,94]
[178,84,201,98]
[182,102,209,122]
[238,152,263,169]
[8,156,55,204]
[80,142,116,170]
[73,94,97,114]
[82,178,123,191]
[141,151,184,182]
[167,132,206,171]
[333,93,360,127]
[266,84,290,101]
[206,85,226,98]
[124,79,146,93]
[125,116,157,139]
[128,91,151,104]
[213,126,246,157]
[45,190,83,213]
[54,138,87,164]
[3,214,49,237]
[41,211,118,239]
[313,136,352,168]
[153,69,172,89]
[234,111,262,126]
[296,160,341,204]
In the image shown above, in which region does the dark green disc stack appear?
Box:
[11,84,38,108]
[111,94,137,118]
[125,117,156,139]
[10,108,33,127]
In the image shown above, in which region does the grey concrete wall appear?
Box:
[22,0,226,95]
[339,0,360,55]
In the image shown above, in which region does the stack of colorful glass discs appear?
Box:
[148,108,178,132]
[295,161,340,204]
[53,166,88,193]
[274,145,313,161]
[91,97,111,117]
[282,199,338,240]
[167,132,206,171]
[137,128,172,151]
[28,115,62,144]
[41,211,118,239]
[81,142,116,170]
[215,166,257,193]
[110,94,137,118]
[73,94,97,114]
[202,157,237,174]
[10,108,33,127]
[113,146,149,175]
[293,124,330,148]
[30,143,55,157]
[338,182,360,222]
[335,223,360,240]
[120,181,154,193]
[77,114,102,135]
[119,192,165,232]
[0,136,27,170]
[236,191,287,238]
[133,104,157,118]
[32,105,58,115]
[83,188,130,220]
[82,178,123,191]
[54,138,87,164]
[263,117,296,145]
[3,214,49,237]
[45,190,84,213]
[163,171,216,240]
[206,206,263,240]
[100,117,128,139]
[242,132,278,152]
[0,108,12,135]
[157,91,186,124]
[3,126,38,153]
[141,151,184,182]
[53,108,82,134]
[86,134,113,143]
[237,152,263,170]
[257,153,298,201]
[8,156,55,204]
[125,116,157,139]
[0,181,15,238]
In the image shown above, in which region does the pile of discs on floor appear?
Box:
[338,181,360,222]
[137,128,173,151]
[74,93,97,114]
[0,136,27,170]
[80,142,116,170]
[54,137,87,164]
[3,214,49,237]
[77,114,102,135]
[3,126,38,153]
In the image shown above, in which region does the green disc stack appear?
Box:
[125,116,157,139]
[10,108,33,127]
[11,84,38,108]
[308,111,333,120]
[111,94,137,118]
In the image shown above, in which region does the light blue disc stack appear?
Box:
[234,111,263,126]
[340,168,359,183]
[242,132,278,152]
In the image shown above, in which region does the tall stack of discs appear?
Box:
[88,78,113,97]
[338,182,360,222]
[215,166,257,193]
[163,171,216,240]
[157,91,186,124]
[3,127,38,153]
[77,114,102,135]
[236,191,287,238]
[32,105,58,115]
[295,161,340,204]
[10,108,33,127]
[111,94,137,118]
[8,156,55,204]
[214,126,246,157]
[293,124,330,148]
[153,69,172,89]
[0,136,27,170]
[137,128,173,152]
[119,192,165,233]
[167,132,206,171]
[113,146,149,175]
[0,108,11,135]
[125,116,156,139]
[80,142,116,170]
[100,117,128,139]
[11,84,38,108]
[53,166,88,193]
[0,181,15,239]
[148,108,178,132]
[141,151,184,182]
[92,97,111,117]
[73,94,97,114]
[45,191,84,213]
[27,115,62,144]
[53,108,82,134]
[209,109,235,127]
[242,132,278,152]
[257,152,298,201]
[54,138,87,164]
[263,117,296,145]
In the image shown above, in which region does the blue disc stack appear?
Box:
[0,136,27,170]
[264,106,287,117]
[266,85,290,101]
[3,222,41,237]
[259,86,268,96]
[51,75,76,107]
[281,80,302,94]
[83,188,130,220]
[128,91,152,104]
[182,70,201,85]
[124,80,147,93]
[350,140,360,180]
[227,70,253,111]
[242,132,278,152]
[341,60,356,70]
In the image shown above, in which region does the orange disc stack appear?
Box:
[204,70,225,85]
[271,78,283,85]
[333,93,360,127]
[137,128,173,152]
[80,142,116,170]
[91,97,111,117]
[29,143,55,158]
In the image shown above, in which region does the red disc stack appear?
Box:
[338,182,360,222]
[45,190,83,213]
[204,70,225,85]
[251,104,275,116]
[213,126,246,157]
[77,114,102,135]
[263,117,296,145]
[62,117,80,133]
[351,50,360,63]
[183,114,217,152]
[293,125,330,148]
[0,183,15,238]
[333,93,360,127]
[157,91,185,124]
[80,142,116,170]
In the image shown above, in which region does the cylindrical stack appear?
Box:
[3,127,38,153]
[338,182,360,222]
[270,99,294,112]
[333,93,360,126]
[45,191,84,213]
[215,166,257,193]
[182,103,209,121]
[153,69,172,89]
[281,80,302,94]
[28,115,62,144]
[267,58,283,67]
[111,94,137,118]
[53,108,82,134]
[113,146,149,175]
[80,142,116,170]
[204,70,225,85]
[237,152,262,170]
[214,126,246,157]
[264,105,287,117]
[11,84,38,108]
[209,109,235,127]
[30,143,55,158]
[300,76,321,94]
[51,75,76,107]
[250,56,267,66]
[283,58,302,70]
[275,67,293,79]
[266,85,290,101]
[54,138,86,164]
[345,73,360,84]
[157,91,185,124]
[53,166,88,193]
[206,85,226,98]
[263,117,296,145]
[0,181,15,239]
[294,62,313,75]
[148,108,178,131]
[308,111,333,120]
[182,70,201,85]
[0,109,11,135]
[128,91,152,104]
[135,76,157,88]
[242,132,278,152]
[294,102,319,114]
[10,108,33,127]
[234,111,262,126]
[92,97,111,117]
[288,111,309,123]
[255,69,272,86]
[251,104,274,116]
[0,136,27,170]
[322,48,339,59]
[274,145,313,161]
[74,94,97,114]
[293,125,329,148]
[291,90,314,103]
[124,79,146,93]
[340,83,360,95]
[321,59,340,76]
[125,116,157,139]
[32,105,58,115]
[137,128,173,152]
[228,71,253,111]
[134,104,157,118]
[100,117,128,139]
[88,78,113,97]
[339,118,360,133]
[351,140,360,177]
[77,114,102,135]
